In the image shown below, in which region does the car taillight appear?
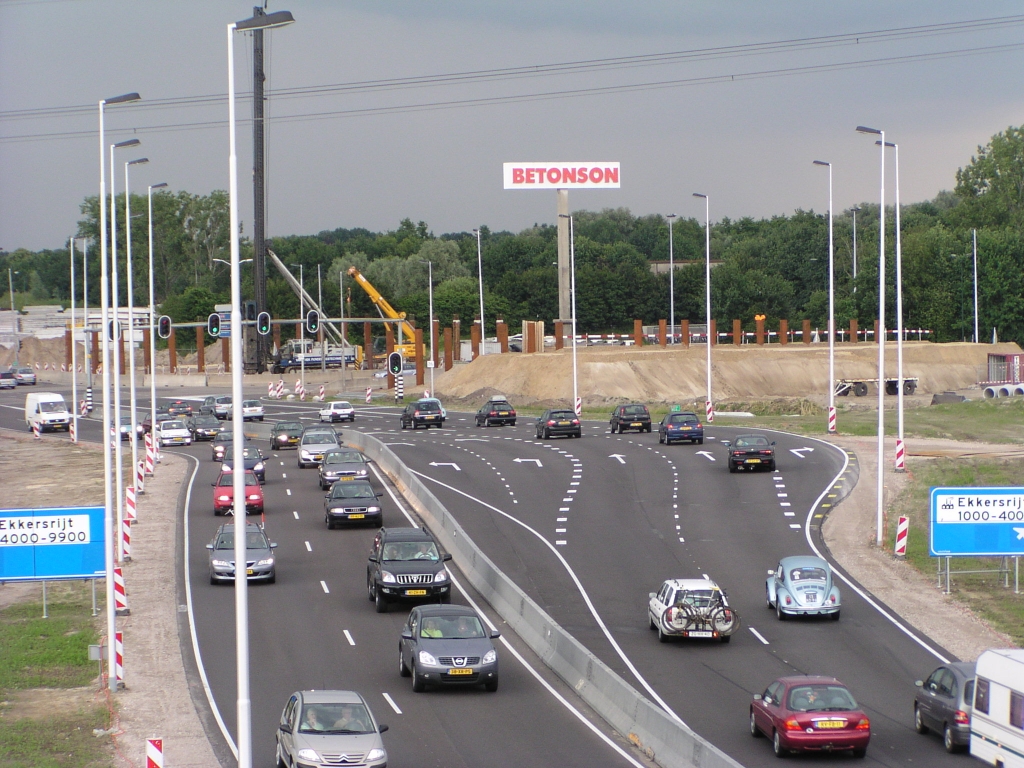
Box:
[760,450,772,455]
[732,451,743,456]
[784,718,802,731]
[414,410,421,416]
[572,419,580,425]
[510,410,516,416]
[784,596,792,605]
[855,718,870,731]
[954,710,969,724]
[829,595,837,603]
[548,420,557,425]
[489,411,497,416]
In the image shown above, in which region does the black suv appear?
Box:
[400,400,443,429]
[475,398,517,427]
[535,409,581,439]
[367,527,452,612]
[610,403,651,433]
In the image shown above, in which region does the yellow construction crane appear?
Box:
[347,266,418,358]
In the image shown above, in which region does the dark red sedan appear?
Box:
[750,675,870,758]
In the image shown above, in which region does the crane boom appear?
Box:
[347,267,417,342]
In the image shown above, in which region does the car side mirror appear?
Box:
[401,630,412,639]
[722,441,731,448]
[205,544,213,550]
[279,724,291,734]
[442,553,452,562]
[914,680,923,688]
[771,441,777,446]
[753,694,763,701]
[376,493,383,498]
[211,483,216,487]
[270,542,278,549]
[378,724,389,734]
[490,629,501,639]
[368,555,378,563]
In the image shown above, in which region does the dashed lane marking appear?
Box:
[305,541,312,552]
[344,630,355,646]
[320,580,330,593]
[749,627,770,645]
[382,693,402,714]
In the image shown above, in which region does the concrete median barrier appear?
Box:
[346,429,744,768]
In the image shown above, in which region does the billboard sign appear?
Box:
[503,162,620,190]
[930,487,1024,556]
[0,506,106,581]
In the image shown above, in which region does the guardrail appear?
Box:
[345,429,744,768]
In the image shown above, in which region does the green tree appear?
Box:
[954,126,1024,227]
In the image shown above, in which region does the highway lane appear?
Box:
[360,413,966,768]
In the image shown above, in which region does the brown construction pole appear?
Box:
[197,327,206,373]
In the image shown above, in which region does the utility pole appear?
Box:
[251,5,268,372]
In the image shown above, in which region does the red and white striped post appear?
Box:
[145,738,164,768]
[827,406,837,434]
[80,399,88,417]
[894,438,906,471]
[136,459,145,494]
[365,387,372,404]
[268,382,275,399]
[705,400,715,424]
[109,425,116,452]
[121,520,132,562]
[894,515,909,557]
[574,396,582,417]
[423,390,430,399]
[32,421,40,440]
[144,434,155,476]
[319,385,325,400]
[113,566,130,615]
[276,379,284,398]
[69,419,77,443]
[125,486,137,522]
[114,631,124,687]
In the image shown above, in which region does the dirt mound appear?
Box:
[435,341,1019,407]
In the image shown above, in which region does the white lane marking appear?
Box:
[279,461,284,466]
[292,510,299,519]
[344,630,355,646]
[780,502,791,507]
[557,517,568,521]
[608,454,626,464]
[411,469,686,725]
[777,493,788,498]
[282,473,287,479]
[428,461,461,470]
[556,528,567,533]
[304,541,312,552]
[784,512,796,517]
[286,489,292,496]
[562,497,572,502]
[570,481,580,486]
[382,692,402,714]
[775,484,784,488]
[749,627,770,645]
[559,507,570,512]
[567,489,577,494]
[790,447,815,458]
[695,451,716,461]
[678,537,685,543]
[789,524,801,529]
[555,540,567,545]
[513,458,543,466]
[320,580,330,593]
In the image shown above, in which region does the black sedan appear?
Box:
[723,434,776,472]
[658,411,704,445]
[165,399,193,418]
[475,398,517,427]
[189,415,223,441]
[400,400,444,429]
[270,420,303,451]
[535,409,581,439]
[324,479,382,528]
[399,604,500,692]
[609,403,651,433]
[222,445,267,483]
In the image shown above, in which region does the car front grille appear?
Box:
[438,656,481,666]
[395,573,433,585]
[336,507,369,514]
[319,752,366,765]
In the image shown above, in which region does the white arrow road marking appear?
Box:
[790,447,815,458]
[695,451,716,461]
[513,458,543,467]
[609,454,626,464]
[1015,527,1024,540]
[429,462,461,471]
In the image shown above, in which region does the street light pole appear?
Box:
[291,263,304,392]
[667,214,677,343]
[147,182,167,439]
[318,264,325,374]
[851,206,860,293]
[7,269,17,364]
[125,157,149,489]
[474,228,485,356]
[420,260,435,395]
[813,161,836,434]
[973,228,979,344]
[69,238,78,442]
[857,125,886,546]
[558,214,580,415]
[878,140,905,470]
[98,90,141,694]
[693,193,713,423]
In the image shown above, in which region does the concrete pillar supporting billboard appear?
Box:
[364,322,373,368]
[779,319,789,345]
[733,319,742,346]
[634,319,643,346]
[119,334,126,375]
[431,319,440,367]
[710,319,717,346]
[471,320,480,360]
[65,329,72,370]
[414,328,424,386]
[526,321,536,354]
[557,189,570,323]
[197,327,205,373]
[385,324,395,390]
[756,317,765,345]
[535,321,545,352]
[803,319,812,344]
[142,328,151,373]
[554,321,564,350]
[273,322,281,357]
[452,319,461,362]
[659,319,667,347]
[874,319,880,344]
[168,328,177,373]
[90,331,99,374]
[222,337,229,374]
[850,318,858,343]
[443,327,453,371]
[680,319,689,347]
[496,319,508,353]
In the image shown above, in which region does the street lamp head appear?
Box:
[113,138,141,149]
[103,93,141,106]
[149,182,168,191]
[127,157,149,166]
[852,206,861,212]
[666,214,677,220]
[812,160,830,167]
[558,213,570,219]
[855,125,882,135]
[692,192,707,199]
[235,10,295,31]
[875,140,897,148]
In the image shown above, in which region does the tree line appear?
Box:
[4,125,1024,345]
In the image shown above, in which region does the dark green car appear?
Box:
[270,420,303,450]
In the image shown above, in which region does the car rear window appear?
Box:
[736,436,770,447]
[667,413,698,424]
[622,405,648,415]
[789,567,828,582]
[549,411,575,419]
[416,402,440,411]
[787,685,857,712]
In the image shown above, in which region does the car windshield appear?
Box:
[787,685,858,712]
[214,531,269,550]
[275,422,302,432]
[302,432,338,445]
[38,401,65,413]
[329,483,375,499]
[549,411,575,420]
[789,566,828,582]
[381,541,440,561]
[419,615,485,639]
[667,413,698,424]
[325,451,364,465]
[298,703,373,735]
[120,417,135,425]
[735,436,770,448]
[622,405,648,415]
[214,432,233,442]
[216,397,231,404]
[217,473,258,487]
[19,368,33,375]
[162,421,185,430]
[195,417,220,427]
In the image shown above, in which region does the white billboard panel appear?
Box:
[503,162,620,190]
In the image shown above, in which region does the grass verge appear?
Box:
[0,707,111,768]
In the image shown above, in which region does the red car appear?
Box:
[212,470,264,515]
[750,676,870,758]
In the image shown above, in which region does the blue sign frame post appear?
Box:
[930,487,1024,556]
[0,506,106,581]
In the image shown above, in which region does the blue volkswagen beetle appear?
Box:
[766,556,841,621]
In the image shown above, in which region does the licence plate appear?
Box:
[348,513,365,519]
[425,415,437,419]
[339,476,355,481]
[405,589,427,596]
[631,422,642,427]
[815,720,846,729]
[745,458,761,464]
[447,668,473,676]
[558,421,570,425]
[805,593,818,602]
[498,411,509,416]
[686,630,713,638]
[681,426,691,430]
[246,569,254,575]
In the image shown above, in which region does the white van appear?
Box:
[971,648,1024,767]
[25,392,71,432]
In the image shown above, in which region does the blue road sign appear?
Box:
[218,311,231,339]
[0,506,106,581]
[930,487,1024,556]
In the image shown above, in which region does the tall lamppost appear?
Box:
[856,125,886,546]
[227,13,294,768]
[666,214,677,343]
[877,139,905,471]
[813,160,836,434]
[973,229,979,344]
[851,206,860,293]
[69,239,79,442]
[98,90,141,693]
[147,182,167,438]
[473,228,486,355]
[8,269,18,364]
[693,193,713,422]
[124,157,148,487]
[109,136,140,563]
[558,214,580,415]
[420,260,435,395]
[290,263,305,391]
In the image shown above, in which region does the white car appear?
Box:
[419,397,447,420]
[319,400,355,423]
[647,577,739,643]
[157,419,193,447]
[240,399,265,422]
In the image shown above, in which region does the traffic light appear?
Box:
[107,319,120,341]
[387,351,403,376]
[207,313,221,337]
[157,315,172,339]
[245,301,257,321]
[256,311,271,336]
[306,309,320,334]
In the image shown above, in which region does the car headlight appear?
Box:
[418,650,438,665]
[433,569,448,582]
[482,649,497,664]
[217,495,231,501]
[253,462,264,472]
[366,748,386,762]
[301,450,311,459]
[358,468,368,476]
[256,558,274,566]
[247,494,261,500]
[211,559,231,567]
[277,434,289,442]
[380,570,395,584]
[367,506,381,514]
[296,749,320,762]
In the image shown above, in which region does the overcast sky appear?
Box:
[2,0,1023,252]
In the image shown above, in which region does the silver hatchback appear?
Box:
[276,690,387,768]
